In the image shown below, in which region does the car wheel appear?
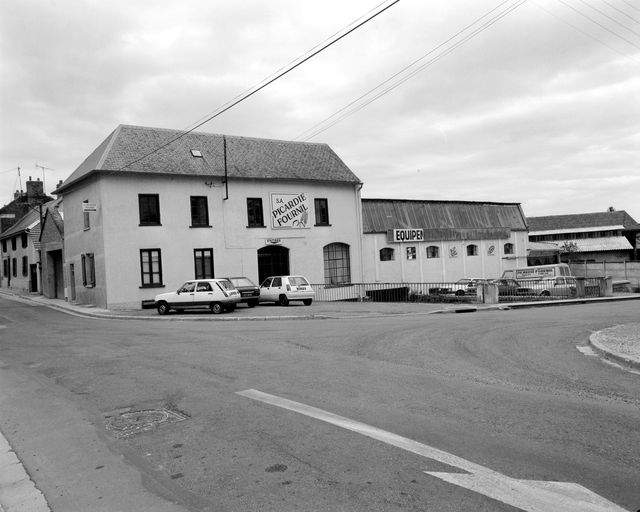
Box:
[539,290,551,297]
[303,299,312,306]
[210,302,223,314]
[278,295,289,306]
[157,301,170,315]
[247,300,258,308]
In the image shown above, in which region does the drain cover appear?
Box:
[105,408,187,438]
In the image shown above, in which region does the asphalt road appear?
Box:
[0,297,639,511]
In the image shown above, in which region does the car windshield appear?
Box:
[231,277,255,287]
[288,276,309,286]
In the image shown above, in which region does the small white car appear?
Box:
[259,275,314,306]
[155,279,240,315]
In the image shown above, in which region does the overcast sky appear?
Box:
[1,0,639,222]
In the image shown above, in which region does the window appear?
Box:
[426,246,440,259]
[196,282,212,292]
[11,237,17,251]
[2,240,6,252]
[406,247,417,260]
[190,196,210,227]
[21,233,28,248]
[83,200,90,230]
[467,244,478,256]
[22,256,28,277]
[194,248,214,279]
[323,243,351,285]
[314,198,330,226]
[12,257,17,277]
[140,249,163,287]
[139,194,161,225]
[379,247,395,261]
[504,243,514,255]
[81,253,95,287]
[272,277,282,287]
[2,259,8,277]
[246,198,264,227]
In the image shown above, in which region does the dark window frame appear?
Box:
[194,248,214,279]
[379,247,394,261]
[504,243,514,255]
[139,248,163,288]
[11,237,17,251]
[22,255,28,277]
[314,198,330,226]
[426,245,440,259]
[190,196,210,227]
[323,242,351,286]
[246,197,265,228]
[12,257,17,277]
[81,253,96,287]
[467,244,479,256]
[21,233,28,248]
[83,199,90,230]
[138,194,161,226]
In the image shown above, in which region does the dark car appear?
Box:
[490,278,533,297]
[223,277,260,307]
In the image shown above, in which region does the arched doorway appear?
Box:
[257,245,290,284]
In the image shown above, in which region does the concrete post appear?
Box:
[599,277,613,297]
[478,283,499,304]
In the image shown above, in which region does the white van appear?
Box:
[501,263,572,281]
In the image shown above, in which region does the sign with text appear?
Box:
[82,203,97,212]
[270,193,310,229]
[390,228,424,243]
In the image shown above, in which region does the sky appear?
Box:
[1,0,639,222]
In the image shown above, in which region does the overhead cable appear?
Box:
[296,0,528,141]
[115,0,400,172]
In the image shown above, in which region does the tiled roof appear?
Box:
[528,237,633,254]
[527,211,640,232]
[362,198,527,240]
[56,125,361,193]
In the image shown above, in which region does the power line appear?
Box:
[557,0,640,51]
[578,0,640,38]
[116,0,400,172]
[619,0,640,14]
[296,0,528,141]
[599,0,640,25]
[535,1,639,63]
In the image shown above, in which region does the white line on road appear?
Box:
[237,389,628,512]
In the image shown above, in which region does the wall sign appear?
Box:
[390,229,424,242]
[270,193,310,229]
[265,238,282,245]
[82,203,97,212]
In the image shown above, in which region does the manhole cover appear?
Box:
[105,408,188,438]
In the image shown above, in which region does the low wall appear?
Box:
[570,261,640,291]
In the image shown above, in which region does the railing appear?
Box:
[311,277,612,303]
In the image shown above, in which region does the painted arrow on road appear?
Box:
[238,389,628,512]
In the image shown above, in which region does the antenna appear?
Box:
[35,162,55,191]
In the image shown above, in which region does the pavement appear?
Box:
[0,288,639,512]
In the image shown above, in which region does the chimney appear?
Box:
[14,189,23,200]
[26,177,44,200]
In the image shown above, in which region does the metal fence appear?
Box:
[310,277,610,304]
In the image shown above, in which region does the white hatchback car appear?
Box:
[155,279,240,315]
[259,275,314,306]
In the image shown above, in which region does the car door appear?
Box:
[193,281,215,307]
[260,277,274,301]
[175,282,197,307]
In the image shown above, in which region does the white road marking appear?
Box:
[238,389,628,512]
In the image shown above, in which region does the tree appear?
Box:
[559,241,579,262]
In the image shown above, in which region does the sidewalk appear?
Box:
[1,288,638,511]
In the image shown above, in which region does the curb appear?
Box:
[589,332,640,371]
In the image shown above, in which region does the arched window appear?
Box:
[467,244,478,256]
[323,243,351,285]
[504,243,514,255]
[426,246,439,259]
[379,247,394,261]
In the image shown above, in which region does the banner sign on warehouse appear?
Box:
[270,192,311,229]
[389,228,424,242]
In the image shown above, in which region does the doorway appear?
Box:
[257,245,289,284]
[29,264,38,292]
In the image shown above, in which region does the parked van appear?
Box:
[501,263,572,280]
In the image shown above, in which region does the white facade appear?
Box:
[63,173,363,309]
[363,231,528,283]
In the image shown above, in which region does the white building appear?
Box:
[54,125,364,309]
[361,198,529,283]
